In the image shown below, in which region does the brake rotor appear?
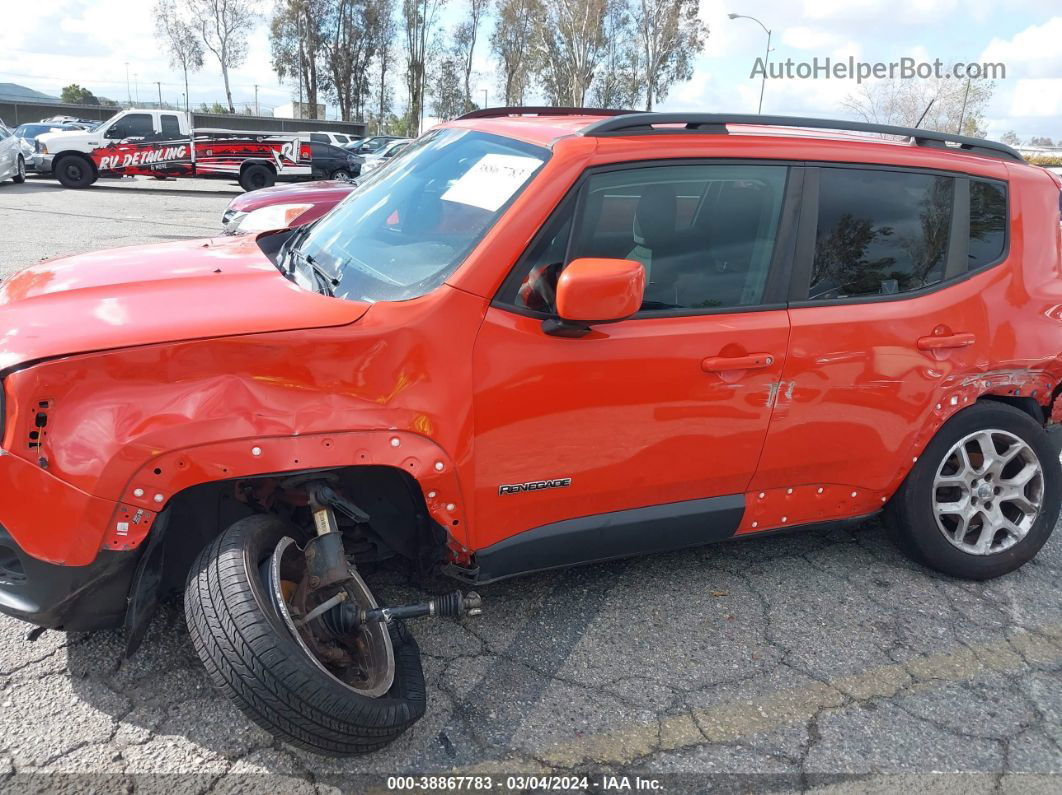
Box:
[263,536,395,697]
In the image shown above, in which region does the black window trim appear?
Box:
[491,157,805,320]
[787,163,1010,307]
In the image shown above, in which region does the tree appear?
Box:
[154,0,204,114]
[431,55,466,119]
[371,0,398,133]
[269,0,327,119]
[1000,130,1022,147]
[589,0,640,109]
[1029,136,1056,148]
[453,0,489,112]
[491,0,539,105]
[537,0,608,106]
[324,0,392,122]
[403,0,446,134]
[842,75,995,137]
[635,0,706,110]
[60,84,100,105]
[186,0,257,113]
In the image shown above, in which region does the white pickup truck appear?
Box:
[36,109,313,191]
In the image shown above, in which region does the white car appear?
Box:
[359,138,412,176]
[13,122,82,172]
[0,124,27,184]
[310,131,356,147]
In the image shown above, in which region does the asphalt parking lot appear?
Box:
[1,177,1061,792]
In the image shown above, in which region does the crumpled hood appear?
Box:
[0,234,368,371]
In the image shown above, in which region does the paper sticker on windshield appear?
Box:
[442,154,542,212]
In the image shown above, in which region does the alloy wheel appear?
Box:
[933,428,1044,555]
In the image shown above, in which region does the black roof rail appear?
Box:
[579,112,1024,163]
[456,106,636,121]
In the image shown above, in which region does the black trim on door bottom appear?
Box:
[470,494,745,584]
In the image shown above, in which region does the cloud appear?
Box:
[782,27,840,51]
[980,17,1062,79]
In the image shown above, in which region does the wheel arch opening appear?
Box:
[136,464,449,622]
[977,394,1046,424]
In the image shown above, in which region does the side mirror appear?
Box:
[546,257,645,337]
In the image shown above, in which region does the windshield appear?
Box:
[291,128,549,303]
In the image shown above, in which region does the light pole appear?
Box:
[728,13,771,114]
[482,89,488,109]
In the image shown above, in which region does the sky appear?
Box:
[0,0,1059,140]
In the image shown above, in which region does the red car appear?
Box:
[221,178,354,234]
[1,108,1061,756]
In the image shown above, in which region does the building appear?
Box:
[274,101,326,120]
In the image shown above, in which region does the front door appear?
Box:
[470,160,799,564]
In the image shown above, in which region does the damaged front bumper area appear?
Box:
[0,451,139,630]
[0,523,139,630]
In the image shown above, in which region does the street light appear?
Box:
[728,12,771,114]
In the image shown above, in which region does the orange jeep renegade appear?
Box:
[1,109,1060,755]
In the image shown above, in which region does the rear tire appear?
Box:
[239,163,275,192]
[184,514,427,755]
[885,402,1061,579]
[330,168,351,180]
[13,156,25,183]
[54,154,95,188]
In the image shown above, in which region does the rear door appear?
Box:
[471,160,802,561]
[748,164,1009,530]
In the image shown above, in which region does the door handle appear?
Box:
[917,332,975,351]
[701,353,775,372]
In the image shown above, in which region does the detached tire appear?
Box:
[54,154,95,188]
[184,514,426,755]
[239,163,275,192]
[885,401,1061,579]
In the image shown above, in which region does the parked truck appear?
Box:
[35,109,313,191]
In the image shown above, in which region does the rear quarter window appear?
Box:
[968,178,1007,270]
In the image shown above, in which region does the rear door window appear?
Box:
[807,167,954,300]
[160,114,182,136]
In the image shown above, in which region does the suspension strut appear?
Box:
[289,478,484,631]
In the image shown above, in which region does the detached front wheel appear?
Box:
[184,514,426,755]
